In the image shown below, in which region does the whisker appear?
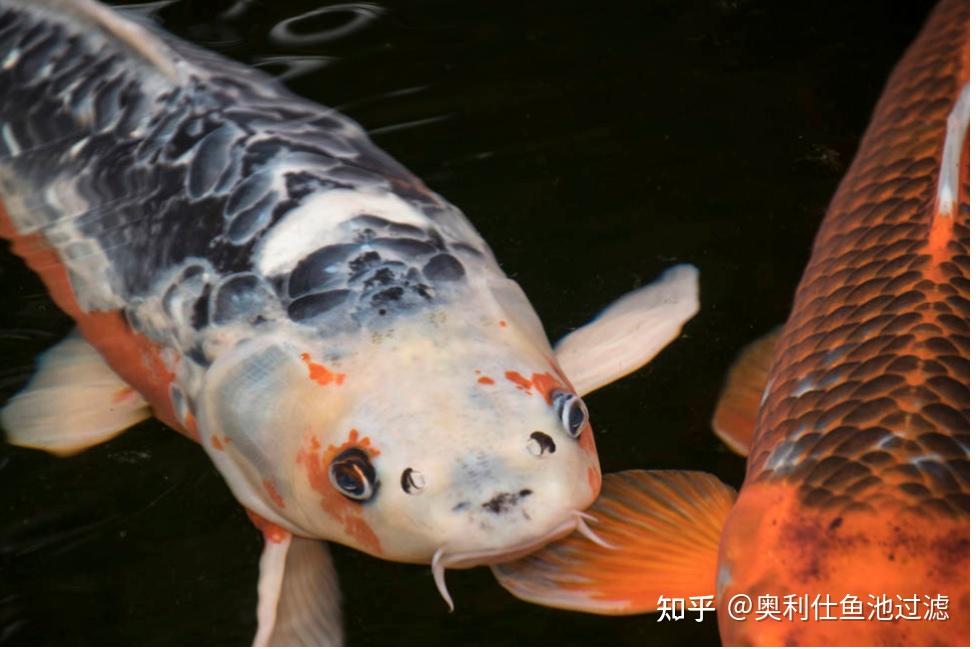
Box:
[575,513,616,550]
[573,510,599,524]
[431,547,455,612]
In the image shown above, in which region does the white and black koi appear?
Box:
[0,1,699,645]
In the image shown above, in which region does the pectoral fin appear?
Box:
[711,327,781,455]
[555,264,699,396]
[254,529,343,647]
[2,330,150,456]
[491,470,735,614]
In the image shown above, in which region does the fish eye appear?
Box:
[329,448,378,501]
[551,390,588,439]
[401,467,425,494]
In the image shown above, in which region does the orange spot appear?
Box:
[478,376,495,385]
[111,386,136,405]
[210,435,224,451]
[298,429,382,554]
[245,509,289,544]
[0,205,185,438]
[505,370,534,393]
[499,320,508,328]
[505,370,566,404]
[263,479,286,508]
[531,372,562,405]
[300,352,346,387]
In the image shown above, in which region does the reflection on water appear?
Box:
[0,0,938,645]
[269,3,384,47]
[253,55,336,82]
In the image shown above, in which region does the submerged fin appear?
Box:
[555,264,699,397]
[711,327,781,456]
[254,527,343,647]
[492,470,735,614]
[2,330,150,456]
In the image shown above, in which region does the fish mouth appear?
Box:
[431,511,612,611]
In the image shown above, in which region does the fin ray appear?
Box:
[254,533,343,647]
[2,330,150,456]
[492,470,735,614]
[555,264,699,396]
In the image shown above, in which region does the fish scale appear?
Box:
[746,0,969,516]
[0,1,490,361]
[488,1,967,644]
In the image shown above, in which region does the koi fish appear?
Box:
[0,0,700,644]
[494,0,969,644]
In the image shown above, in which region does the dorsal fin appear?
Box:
[9,0,180,82]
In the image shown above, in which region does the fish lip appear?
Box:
[437,515,579,569]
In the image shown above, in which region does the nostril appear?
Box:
[527,431,556,457]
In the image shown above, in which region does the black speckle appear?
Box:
[481,490,531,514]
[370,286,404,306]
[828,516,843,530]
[348,251,382,276]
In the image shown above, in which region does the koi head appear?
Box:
[196,283,602,602]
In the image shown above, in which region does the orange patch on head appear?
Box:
[298,429,382,555]
[245,509,289,544]
[505,370,567,403]
[499,320,508,328]
[262,479,286,508]
[300,352,346,386]
[478,376,495,385]
[210,435,224,451]
[531,372,562,404]
[505,370,533,393]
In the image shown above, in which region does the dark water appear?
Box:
[0,0,940,645]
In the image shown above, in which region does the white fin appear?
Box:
[555,264,699,396]
[254,535,343,647]
[2,330,150,456]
